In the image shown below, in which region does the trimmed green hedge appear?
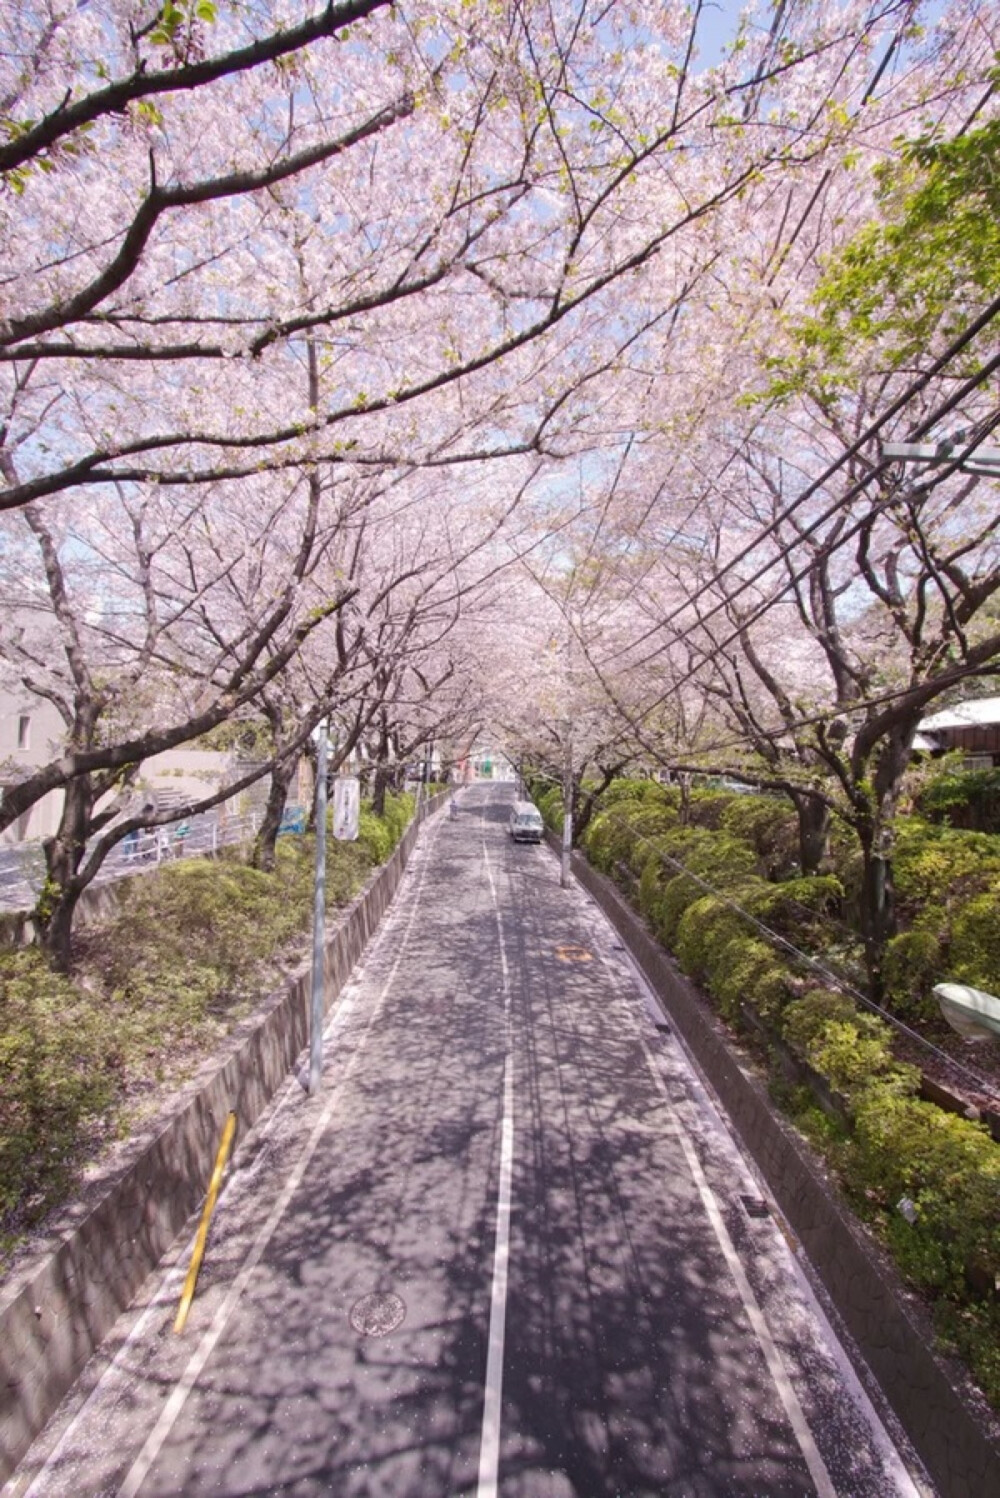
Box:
[720,796,800,878]
[584,799,679,879]
[0,792,415,1260]
[882,820,1000,1015]
[578,778,1000,1409]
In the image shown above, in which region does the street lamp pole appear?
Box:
[309,719,329,1094]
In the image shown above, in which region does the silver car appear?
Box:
[509,801,545,843]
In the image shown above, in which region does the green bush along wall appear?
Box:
[580,778,1000,1409]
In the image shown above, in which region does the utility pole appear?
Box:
[416,737,433,813]
[309,720,328,1094]
[561,724,573,889]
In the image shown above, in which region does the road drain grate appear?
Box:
[740,1195,771,1219]
[350,1292,406,1337]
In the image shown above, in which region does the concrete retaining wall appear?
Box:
[568,847,1000,1498]
[0,798,443,1484]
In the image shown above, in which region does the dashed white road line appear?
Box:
[476,825,515,1498]
[113,821,442,1498]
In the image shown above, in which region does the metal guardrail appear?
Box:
[0,812,262,913]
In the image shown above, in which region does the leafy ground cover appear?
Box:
[0,793,414,1268]
[543,775,1000,1412]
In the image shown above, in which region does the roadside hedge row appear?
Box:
[0,792,415,1263]
[574,779,1000,1410]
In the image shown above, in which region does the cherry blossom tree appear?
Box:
[3,0,953,519]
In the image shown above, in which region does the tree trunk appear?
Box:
[35,774,94,971]
[371,719,391,816]
[572,765,622,842]
[303,739,318,831]
[678,773,693,826]
[854,725,913,1000]
[372,764,391,817]
[252,756,297,872]
[791,790,830,876]
[858,826,895,1003]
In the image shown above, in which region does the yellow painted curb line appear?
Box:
[175,1110,237,1334]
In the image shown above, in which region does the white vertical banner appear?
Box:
[333,776,360,841]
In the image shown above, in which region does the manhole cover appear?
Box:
[740,1195,770,1219]
[556,944,593,963]
[350,1292,406,1337]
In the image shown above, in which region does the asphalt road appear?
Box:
[7,785,927,1498]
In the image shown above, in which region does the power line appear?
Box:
[581,365,1000,750]
[611,811,1000,1105]
[594,292,1000,677]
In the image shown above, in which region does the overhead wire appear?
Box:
[605,810,1000,1105]
[593,291,1000,678]
[579,381,1000,752]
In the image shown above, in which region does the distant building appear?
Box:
[469,747,515,780]
[1,686,257,845]
[914,697,1000,769]
[0,690,66,844]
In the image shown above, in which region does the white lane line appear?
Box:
[22,983,358,1498]
[115,826,439,1498]
[583,902,837,1498]
[476,828,514,1498]
[643,1040,837,1498]
[20,908,406,1498]
[614,932,923,1496]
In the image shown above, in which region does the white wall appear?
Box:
[0,691,67,844]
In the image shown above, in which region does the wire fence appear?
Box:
[604,810,1000,1106]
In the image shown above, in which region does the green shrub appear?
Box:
[850,1090,1000,1300]
[600,777,679,809]
[535,786,564,832]
[637,848,674,938]
[948,887,1000,993]
[686,790,738,830]
[712,938,797,1025]
[935,1300,1000,1413]
[584,802,679,878]
[381,790,415,846]
[720,796,801,877]
[674,895,748,983]
[918,765,1000,833]
[741,875,844,950]
[0,951,119,1244]
[653,871,711,945]
[780,988,917,1105]
[882,927,947,1020]
[893,820,1000,914]
[358,805,393,864]
[679,832,758,887]
[636,829,758,943]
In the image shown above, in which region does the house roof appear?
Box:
[918,696,1000,733]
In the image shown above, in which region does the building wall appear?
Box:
[1,689,245,844]
[0,692,67,845]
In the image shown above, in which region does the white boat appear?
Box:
[932,982,1000,1042]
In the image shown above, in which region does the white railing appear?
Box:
[0,811,263,913]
